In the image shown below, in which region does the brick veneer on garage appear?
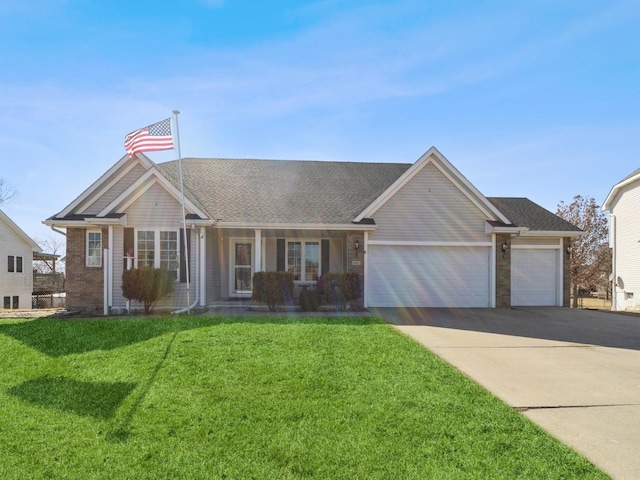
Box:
[65,227,107,312]
[563,237,571,307]
[495,233,511,308]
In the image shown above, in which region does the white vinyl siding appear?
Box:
[126,182,185,227]
[0,215,35,309]
[81,163,148,215]
[370,162,488,243]
[367,245,490,307]
[610,181,640,309]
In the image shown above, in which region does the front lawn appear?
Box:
[0,316,605,479]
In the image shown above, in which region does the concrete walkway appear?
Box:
[370,307,640,480]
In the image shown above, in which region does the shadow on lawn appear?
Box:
[0,315,381,357]
[7,376,137,419]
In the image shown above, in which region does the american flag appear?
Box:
[124,118,174,157]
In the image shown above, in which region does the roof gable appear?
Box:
[355,146,510,224]
[603,167,640,211]
[0,209,41,252]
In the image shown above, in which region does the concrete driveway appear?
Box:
[370,307,640,480]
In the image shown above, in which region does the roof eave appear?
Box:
[217,222,377,231]
[603,171,640,211]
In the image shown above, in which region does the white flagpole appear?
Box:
[173,109,190,314]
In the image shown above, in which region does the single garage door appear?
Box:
[511,249,558,306]
[367,245,490,307]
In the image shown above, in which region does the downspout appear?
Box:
[173,225,199,314]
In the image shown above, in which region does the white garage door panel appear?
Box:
[367,246,490,307]
[512,249,558,306]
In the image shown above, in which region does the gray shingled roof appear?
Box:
[487,197,582,232]
[156,158,412,224]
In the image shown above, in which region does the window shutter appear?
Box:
[123,228,134,271]
[321,239,330,275]
[180,229,191,283]
[277,239,285,271]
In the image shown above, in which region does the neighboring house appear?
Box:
[44,147,582,314]
[603,167,640,311]
[0,209,41,309]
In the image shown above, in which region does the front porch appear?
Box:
[208,227,368,304]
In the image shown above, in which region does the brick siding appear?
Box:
[495,233,511,308]
[66,227,107,313]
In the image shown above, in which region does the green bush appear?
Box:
[252,271,294,312]
[320,272,361,311]
[121,267,175,315]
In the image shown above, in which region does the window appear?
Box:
[6,256,23,273]
[137,229,179,278]
[625,292,634,300]
[86,231,102,267]
[137,231,155,268]
[287,241,320,281]
[12,296,19,309]
[160,231,178,278]
[3,297,9,309]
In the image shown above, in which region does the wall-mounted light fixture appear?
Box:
[502,242,509,252]
[354,239,360,258]
[566,246,572,255]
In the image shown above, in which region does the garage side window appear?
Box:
[86,231,102,267]
[7,255,22,273]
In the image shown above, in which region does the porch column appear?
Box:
[254,229,262,272]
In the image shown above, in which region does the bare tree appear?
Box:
[0,178,17,205]
[556,195,610,307]
[34,234,66,274]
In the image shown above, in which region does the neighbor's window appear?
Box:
[625,292,634,300]
[136,229,179,278]
[287,240,320,281]
[12,296,19,309]
[86,231,102,267]
[3,296,9,309]
[6,256,23,273]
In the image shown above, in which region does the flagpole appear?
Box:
[173,109,190,314]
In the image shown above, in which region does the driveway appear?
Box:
[370,307,640,480]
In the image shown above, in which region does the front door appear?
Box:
[232,240,253,295]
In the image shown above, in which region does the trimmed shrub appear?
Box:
[252,271,294,312]
[122,267,175,315]
[299,288,321,312]
[320,272,361,311]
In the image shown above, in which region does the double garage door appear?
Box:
[366,245,560,308]
[366,245,491,308]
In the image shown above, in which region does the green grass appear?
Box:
[0,315,605,479]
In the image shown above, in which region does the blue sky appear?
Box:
[1,0,639,244]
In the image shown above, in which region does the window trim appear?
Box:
[7,255,24,273]
[86,230,103,268]
[286,239,321,283]
[134,228,180,279]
